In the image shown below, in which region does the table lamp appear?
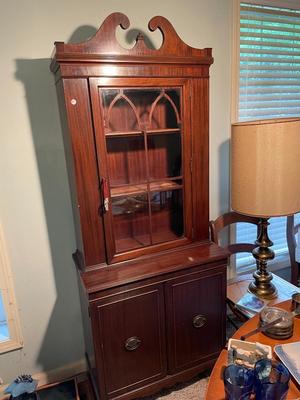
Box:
[231,118,300,299]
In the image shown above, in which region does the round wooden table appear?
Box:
[205,301,300,399]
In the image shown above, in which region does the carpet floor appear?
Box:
[141,372,210,400]
[140,314,243,400]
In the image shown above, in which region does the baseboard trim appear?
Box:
[0,358,87,398]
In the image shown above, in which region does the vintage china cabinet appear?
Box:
[51,13,227,400]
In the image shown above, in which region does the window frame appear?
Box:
[241,0,300,10]
[0,223,23,353]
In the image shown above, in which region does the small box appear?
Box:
[228,339,272,368]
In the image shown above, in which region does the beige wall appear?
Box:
[0,0,232,383]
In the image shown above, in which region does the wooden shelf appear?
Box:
[147,128,180,135]
[150,181,182,192]
[115,231,182,253]
[152,230,182,244]
[116,235,150,253]
[105,128,180,138]
[105,130,142,137]
[111,180,182,198]
[111,184,147,197]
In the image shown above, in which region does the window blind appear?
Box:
[236,2,300,272]
[236,215,300,272]
[239,2,300,121]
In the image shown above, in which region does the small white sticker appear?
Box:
[71,99,77,105]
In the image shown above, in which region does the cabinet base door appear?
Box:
[166,267,226,372]
[92,284,167,398]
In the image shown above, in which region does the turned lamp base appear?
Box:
[248,218,278,300]
[248,271,278,300]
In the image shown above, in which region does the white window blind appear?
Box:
[236,2,300,272]
[236,215,300,272]
[239,2,300,121]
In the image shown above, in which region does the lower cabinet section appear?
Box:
[87,261,226,400]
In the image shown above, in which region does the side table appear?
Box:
[227,273,300,319]
[205,300,300,400]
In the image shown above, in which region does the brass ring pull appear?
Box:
[193,314,207,329]
[125,336,142,351]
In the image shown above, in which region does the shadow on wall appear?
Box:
[15,57,86,372]
[14,23,156,373]
[64,23,158,49]
[13,25,98,373]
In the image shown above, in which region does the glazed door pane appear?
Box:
[112,193,151,253]
[98,86,188,259]
[106,136,147,185]
[151,189,183,244]
[148,133,181,180]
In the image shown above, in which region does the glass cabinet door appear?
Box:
[100,87,186,257]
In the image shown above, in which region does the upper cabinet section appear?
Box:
[51,14,213,269]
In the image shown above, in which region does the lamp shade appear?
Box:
[231,118,300,217]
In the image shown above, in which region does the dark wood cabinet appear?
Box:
[51,13,227,400]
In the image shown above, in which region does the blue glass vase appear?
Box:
[223,364,254,400]
[254,359,290,400]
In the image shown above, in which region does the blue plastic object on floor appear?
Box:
[4,375,38,398]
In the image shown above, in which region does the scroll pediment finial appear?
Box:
[52,12,213,64]
[136,32,144,41]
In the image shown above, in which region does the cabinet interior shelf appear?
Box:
[116,231,182,253]
[111,180,182,197]
[105,128,180,137]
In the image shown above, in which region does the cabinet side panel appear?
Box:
[77,274,95,371]
[56,79,84,259]
[58,78,106,266]
[191,78,209,240]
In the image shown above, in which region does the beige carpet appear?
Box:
[141,372,210,400]
[139,316,243,400]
